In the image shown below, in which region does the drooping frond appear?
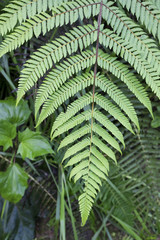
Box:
[0,0,159,226]
[93,110,125,146]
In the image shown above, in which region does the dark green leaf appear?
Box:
[112,216,142,240]
[17,128,54,160]
[151,114,160,128]
[0,200,35,240]
[0,120,16,151]
[0,97,31,126]
[0,164,28,203]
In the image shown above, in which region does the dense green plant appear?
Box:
[0,97,53,204]
[0,0,160,229]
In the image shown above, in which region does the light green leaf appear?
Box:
[0,97,31,126]
[17,128,54,160]
[0,163,28,203]
[0,120,16,151]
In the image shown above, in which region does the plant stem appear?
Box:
[86,0,103,192]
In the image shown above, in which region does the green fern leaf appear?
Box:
[16,25,97,104]
[117,0,160,42]
[35,50,96,116]
[100,29,160,99]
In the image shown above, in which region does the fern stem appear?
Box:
[90,0,103,151]
[89,0,103,140]
[84,0,103,206]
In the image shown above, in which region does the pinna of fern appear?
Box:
[0,0,160,226]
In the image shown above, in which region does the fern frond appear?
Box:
[63,138,90,161]
[36,46,151,122]
[16,24,97,104]
[96,74,139,128]
[92,135,116,161]
[51,93,93,133]
[92,123,121,153]
[58,125,91,150]
[0,12,53,57]
[83,173,101,190]
[89,155,108,175]
[93,109,125,146]
[117,0,160,42]
[98,50,153,116]
[1,0,159,228]
[36,72,94,126]
[100,29,160,99]
[59,122,121,153]
[95,94,134,133]
[91,146,109,170]
[0,0,56,36]
[35,50,96,116]
[117,112,160,226]
[102,4,160,74]
[78,153,107,225]
[52,110,92,139]
[65,150,90,167]
[70,160,89,180]
[51,0,101,22]
[52,108,125,148]
[0,0,101,58]
[37,73,136,134]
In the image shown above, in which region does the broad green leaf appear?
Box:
[0,163,28,203]
[0,97,31,126]
[0,120,16,151]
[17,128,54,160]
